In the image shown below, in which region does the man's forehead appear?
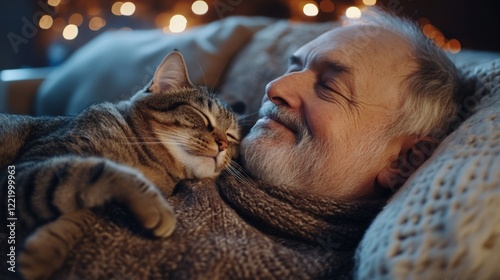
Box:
[294,25,407,62]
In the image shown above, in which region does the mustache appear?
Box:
[259,101,312,141]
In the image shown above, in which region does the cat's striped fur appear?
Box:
[0,52,240,280]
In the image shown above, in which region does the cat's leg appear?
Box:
[12,156,175,279]
[19,209,96,280]
[15,156,175,237]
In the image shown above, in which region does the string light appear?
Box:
[447,39,461,53]
[319,0,335,13]
[39,15,53,29]
[345,7,361,19]
[303,3,319,17]
[89,17,106,31]
[111,2,123,16]
[69,13,83,26]
[62,24,78,40]
[88,7,101,16]
[120,2,136,16]
[362,0,377,6]
[169,14,187,33]
[52,17,66,32]
[155,13,170,28]
[192,1,209,15]
[47,0,61,7]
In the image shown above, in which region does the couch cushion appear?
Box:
[355,55,500,279]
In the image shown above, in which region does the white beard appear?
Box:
[240,102,389,198]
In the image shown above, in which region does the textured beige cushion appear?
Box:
[355,57,500,279]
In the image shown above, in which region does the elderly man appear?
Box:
[34,8,460,280]
[242,11,461,199]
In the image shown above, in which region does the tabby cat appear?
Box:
[0,51,240,279]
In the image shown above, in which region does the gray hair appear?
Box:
[346,7,462,140]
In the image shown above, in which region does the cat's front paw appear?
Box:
[125,189,176,238]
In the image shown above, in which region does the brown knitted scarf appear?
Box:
[48,174,386,279]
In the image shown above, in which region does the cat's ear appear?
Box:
[148,51,193,94]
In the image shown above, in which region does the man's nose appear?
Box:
[264,72,304,109]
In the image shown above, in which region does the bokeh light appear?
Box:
[69,13,83,26]
[155,12,170,28]
[62,24,78,40]
[169,14,187,33]
[111,2,123,16]
[89,17,106,31]
[47,0,61,7]
[345,7,361,19]
[319,0,335,13]
[120,2,136,16]
[192,1,209,15]
[448,39,461,53]
[362,0,377,6]
[52,17,66,32]
[39,15,54,30]
[88,7,101,16]
[303,3,319,17]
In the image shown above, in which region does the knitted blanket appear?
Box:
[46,174,386,279]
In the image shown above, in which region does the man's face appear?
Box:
[241,25,417,199]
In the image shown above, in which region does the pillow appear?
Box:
[217,20,338,135]
[34,16,274,116]
[355,55,500,279]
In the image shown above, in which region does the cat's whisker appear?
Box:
[197,63,210,93]
[237,111,259,121]
[225,161,254,187]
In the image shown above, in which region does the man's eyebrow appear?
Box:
[322,59,357,101]
[322,59,353,76]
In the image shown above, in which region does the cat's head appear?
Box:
[130,51,240,180]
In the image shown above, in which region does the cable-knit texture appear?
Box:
[47,175,385,279]
[355,58,500,280]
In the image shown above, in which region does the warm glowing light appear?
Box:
[303,3,319,16]
[169,14,187,33]
[362,0,377,6]
[120,2,136,16]
[69,13,83,26]
[89,17,106,31]
[345,7,362,19]
[155,13,170,28]
[111,2,123,16]
[88,7,101,16]
[39,15,53,29]
[52,18,66,32]
[48,0,61,7]
[422,24,436,38]
[192,1,209,15]
[319,0,334,13]
[62,24,78,40]
[448,39,461,54]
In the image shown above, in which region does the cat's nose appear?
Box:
[214,132,228,152]
[216,138,228,152]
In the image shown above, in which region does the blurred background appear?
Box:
[1,0,499,71]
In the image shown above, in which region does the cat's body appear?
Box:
[0,52,240,279]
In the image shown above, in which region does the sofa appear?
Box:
[2,16,499,279]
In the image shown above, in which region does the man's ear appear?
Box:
[148,51,194,94]
[377,136,439,192]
